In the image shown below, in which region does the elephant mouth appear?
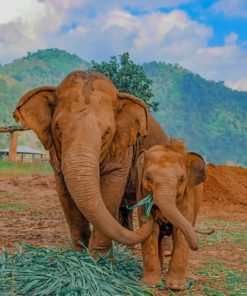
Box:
[152,207,173,239]
[153,207,171,227]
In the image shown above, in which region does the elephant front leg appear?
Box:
[141,222,162,286]
[88,155,132,254]
[166,230,189,290]
[54,174,91,251]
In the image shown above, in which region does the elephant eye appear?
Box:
[145,174,153,182]
[178,175,185,183]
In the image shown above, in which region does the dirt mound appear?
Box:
[204,164,247,207]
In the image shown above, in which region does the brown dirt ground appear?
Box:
[0,164,247,295]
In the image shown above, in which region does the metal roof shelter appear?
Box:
[0,145,46,161]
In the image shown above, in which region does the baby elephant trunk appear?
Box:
[153,190,198,251]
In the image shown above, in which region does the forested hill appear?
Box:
[0,49,246,166]
[143,62,247,166]
[0,49,89,126]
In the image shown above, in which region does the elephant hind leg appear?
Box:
[162,236,173,257]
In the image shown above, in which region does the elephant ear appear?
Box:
[111,92,148,159]
[187,152,206,187]
[13,86,56,150]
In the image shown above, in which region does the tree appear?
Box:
[89,52,159,111]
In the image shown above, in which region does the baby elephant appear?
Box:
[135,140,206,290]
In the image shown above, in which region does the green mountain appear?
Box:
[143,62,247,166]
[0,49,246,166]
[0,49,89,149]
[0,49,89,125]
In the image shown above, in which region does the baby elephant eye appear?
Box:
[145,174,153,182]
[55,123,61,136]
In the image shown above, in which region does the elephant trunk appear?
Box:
[153,188,198,251]
[62,141,153,246]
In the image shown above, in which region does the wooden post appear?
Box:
[8,132,18,161]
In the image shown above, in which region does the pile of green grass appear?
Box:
[0,244,156,296]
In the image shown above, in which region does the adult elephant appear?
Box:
[13,71,154,251]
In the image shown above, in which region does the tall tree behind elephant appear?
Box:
[13,71,155,252]
[133,141,206,291]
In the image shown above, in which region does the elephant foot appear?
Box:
[73,243,84,252]
[88,240,112,257]
[141,273,162,286]
[89,246,112,257]
[166,270,186,291]
[72,237,89,252]
[71,230,90,252]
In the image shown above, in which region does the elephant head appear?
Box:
[13,71,153,245]
[136,140,206,251]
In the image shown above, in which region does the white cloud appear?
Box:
[0,0,65,61]
[119,0,193,10]
[103,10,139,32]
[224,32,238,45]
[225,79,247,91]
[93,9,247,91]
[183,32,247,87]
[0,1,247,91]
[67,26,87,36]
[131,10,212,61]
[43,0,86,11]
[212,0,247,18]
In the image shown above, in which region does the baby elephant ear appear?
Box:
[187,152,206,187]
[13,86,56,150]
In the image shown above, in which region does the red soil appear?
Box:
[203,164,247,221]
[0,164,246,250]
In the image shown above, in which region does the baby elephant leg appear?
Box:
[166,230,189,291]
[141,223,162,286]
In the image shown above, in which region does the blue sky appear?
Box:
[0,0,247,90]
